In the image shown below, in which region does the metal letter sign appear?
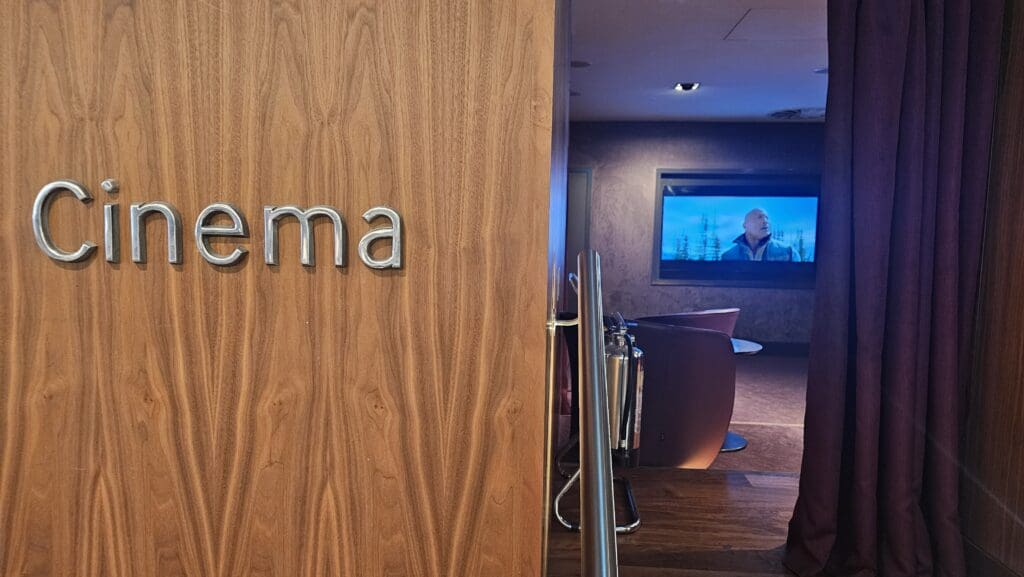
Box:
[263,205,346,267]
[130,202,183,264]
[32,180,97,262]
[31,179,404,270]
[195,203,249,266]
[358,207,402,269]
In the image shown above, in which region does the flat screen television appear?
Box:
[652,171,820,287]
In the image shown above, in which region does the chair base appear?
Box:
[553,469,641,535]
[552,434,641,534]
[720,431,748,452]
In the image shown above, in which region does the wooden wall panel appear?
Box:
[0,1,555,576]
[964,1,1024,575]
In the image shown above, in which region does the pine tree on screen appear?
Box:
[700,214,709,261]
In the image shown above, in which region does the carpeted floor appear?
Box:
[710,354,808,474]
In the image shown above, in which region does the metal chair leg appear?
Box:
[616,476,641,534]
[553,468,641,534]
[554,469,582,531]
[556,433,580,479]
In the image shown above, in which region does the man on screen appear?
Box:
[720,208,801,262]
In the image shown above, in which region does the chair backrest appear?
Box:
[637,307,740,337]
[630,320,736,468]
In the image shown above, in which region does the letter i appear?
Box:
[102,179,120,263]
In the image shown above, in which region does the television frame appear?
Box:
[651,170,821,288]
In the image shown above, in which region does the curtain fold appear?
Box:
[784,1,1006,576]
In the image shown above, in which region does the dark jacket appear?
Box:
[720,234,800,262]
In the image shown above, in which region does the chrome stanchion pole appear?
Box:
[577,249,618,577]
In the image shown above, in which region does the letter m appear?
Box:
[263,205,346,267]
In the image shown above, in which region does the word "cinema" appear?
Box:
[31,179,403,269]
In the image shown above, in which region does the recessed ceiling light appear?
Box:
[673,82,700,92]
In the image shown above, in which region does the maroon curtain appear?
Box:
[785,1,1005,576]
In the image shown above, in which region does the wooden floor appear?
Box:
[547,468,798,576]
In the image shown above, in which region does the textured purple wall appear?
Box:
[569,121,824,343]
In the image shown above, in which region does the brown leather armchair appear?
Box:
[630,320,736,469]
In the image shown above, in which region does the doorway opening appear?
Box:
[549,1,825,575]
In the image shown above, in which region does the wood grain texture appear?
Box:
[963,2,1024,575]
[0,1,555,576]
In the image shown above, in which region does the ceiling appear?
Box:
[569,0,828,122]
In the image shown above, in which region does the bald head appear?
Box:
[743,208,771,243]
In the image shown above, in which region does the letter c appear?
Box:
[32,180,97,262]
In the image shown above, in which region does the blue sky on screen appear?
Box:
[661,196,818,261]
